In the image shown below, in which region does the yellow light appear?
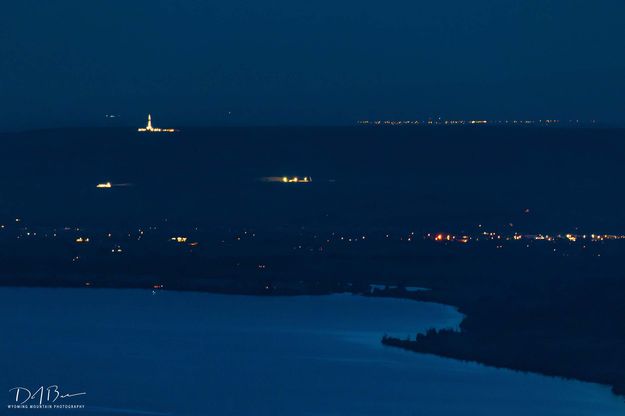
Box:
[276,176,313,183]
[138,114,176,133]
[96,182,112,188]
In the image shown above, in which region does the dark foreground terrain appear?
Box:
[379,246,625,397]
[2,125,625,398]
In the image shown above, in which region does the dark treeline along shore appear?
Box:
[1,125,625,397]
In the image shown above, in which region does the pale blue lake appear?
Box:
[2,288,624,415]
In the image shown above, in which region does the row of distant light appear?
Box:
[5,218,625,247]
[428,232,625,243]
[1,219,253,245]
[68,232,625,245]
[357,119,589,126]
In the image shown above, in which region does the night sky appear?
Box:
[1,0,624,130]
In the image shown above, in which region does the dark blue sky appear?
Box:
[1,0,624,130]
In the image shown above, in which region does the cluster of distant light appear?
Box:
[427,232,625,244]
[6,215,625,292]
[137,114,177,133]
[96,182,133,189]
[260,176,312,183]
[279,229,625,256]
[3,218,259,247]
[7,216,624,250]
[138,127,176,133]
[2,219,204,265]
[357,119,595,126]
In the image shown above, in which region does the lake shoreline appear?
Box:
[374,288,625,400]
[380,332,625,398]
[7,285,620,415]
[3,276,624,400]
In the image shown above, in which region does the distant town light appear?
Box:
[285,176,311,183]
[138,114,177,133]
